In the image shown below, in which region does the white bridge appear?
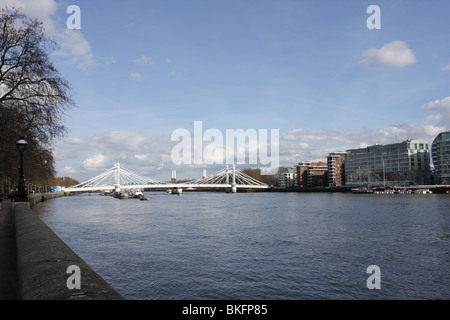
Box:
[64,162,270,194]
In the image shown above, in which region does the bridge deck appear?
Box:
[64,164,270,193]
[64,184,270,192]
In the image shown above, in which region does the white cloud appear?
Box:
[53,137,86,160]
[129,72,144,81]
[0,0,97,72]
[133,55,154,65]
[54,131,176,181]
[82,154,110,171]
[422,96,450,127]
[58,165,78,176]
[135,154,149,161]
[360,40,417,69]
[54,29,96,72]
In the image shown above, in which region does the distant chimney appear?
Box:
[202,168,206,179]
[171,169,176,182]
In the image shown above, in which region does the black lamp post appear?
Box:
[16,136,28,202]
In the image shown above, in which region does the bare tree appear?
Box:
[0,7,74,142]
[0,7,75,191]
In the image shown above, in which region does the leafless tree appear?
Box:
[0,7,75,191]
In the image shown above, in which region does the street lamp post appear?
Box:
[16,136,28,202]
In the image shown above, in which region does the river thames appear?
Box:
[33,191,449,300]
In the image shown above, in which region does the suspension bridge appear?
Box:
[63,162,270,194]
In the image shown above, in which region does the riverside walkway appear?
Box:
[0,199,18,299]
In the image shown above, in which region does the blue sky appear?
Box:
[2,0,449,182]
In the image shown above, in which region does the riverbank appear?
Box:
[0,193,124,300]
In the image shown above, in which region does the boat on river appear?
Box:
[351,187,374,193]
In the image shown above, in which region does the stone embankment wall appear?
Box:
[13,194,123,300]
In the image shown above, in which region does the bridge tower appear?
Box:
[114,162,121,193]
[224,164,237,193]
[231,164,237,193]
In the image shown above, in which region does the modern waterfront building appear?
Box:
[327,152,346,186]
[431,131,450,184]
[345,139,431,186]
[296,161,328,187]
[277,167,298,188]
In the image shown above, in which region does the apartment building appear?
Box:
[277,167,298,188]
[327,152,346,186]
[296,161,328,187]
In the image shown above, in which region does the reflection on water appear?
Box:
[34,192,450,299]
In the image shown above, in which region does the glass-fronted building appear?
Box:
[345,139,431,186]
[431,131,450,184]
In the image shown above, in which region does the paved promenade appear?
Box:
[0,199,18,299]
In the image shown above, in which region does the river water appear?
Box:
[33,191,450,300]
